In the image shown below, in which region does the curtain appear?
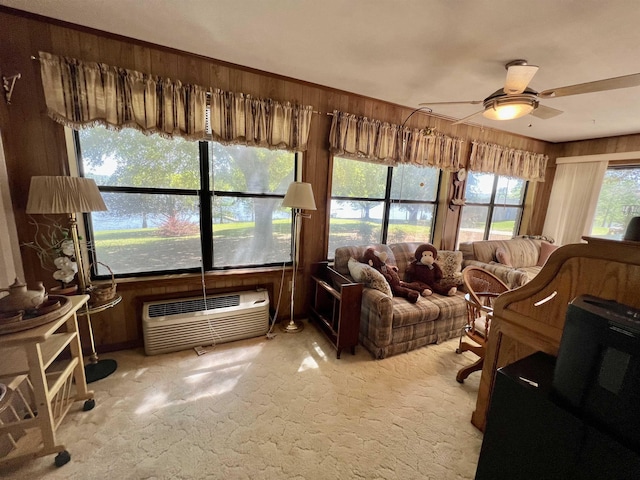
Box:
[328,110,463,170]
[542,159,608,245]
[208,89,314,151]
[37,52,314,151]
[38,52,207,140]
[469,141,548,181]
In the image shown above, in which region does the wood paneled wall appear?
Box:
[1,7,636,353]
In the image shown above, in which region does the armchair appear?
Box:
[456,266,509,383]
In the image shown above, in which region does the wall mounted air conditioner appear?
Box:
[142,289,269,355]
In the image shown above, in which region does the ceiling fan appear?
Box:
[420,60,640,125]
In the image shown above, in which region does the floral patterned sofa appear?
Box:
[333,242,467,359]
[458,236,557,289]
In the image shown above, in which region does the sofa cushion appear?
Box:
[391,295,441,328]
[347,257,392,297]
[536,241,559,266]
[334,244,396,277]
[389,242,463,286]
[469,238,541,269]
[389,242,423,276]
[495,247,512,266]
[437,250,464,286]
[463,260,529,289]
[518,265,543,282]
[504,239,540,268]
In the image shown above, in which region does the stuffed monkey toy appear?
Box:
[361,247,421,303]
[404,244,457,296]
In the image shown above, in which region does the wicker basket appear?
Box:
[89,262,117,305]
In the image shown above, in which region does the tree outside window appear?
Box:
[328,157,439,257]
[77,126,295,277]
[457,172,527,246]
[589,167,640,239]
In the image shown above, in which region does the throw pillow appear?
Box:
[495,247,512,266]
[347,257,392,297]
[435,250,463,286]
[536,241,559,266]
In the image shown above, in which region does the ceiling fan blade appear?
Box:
[451,109,485,125]
[504,64,539,94]
[538,73,640,98]
[530,104,563,119]
[419,100,483,106]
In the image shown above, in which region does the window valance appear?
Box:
[209,89,313,151]
[38,52,207,140]
[328,110,463,170]
[469,141,548,182]
[37,52,314,151]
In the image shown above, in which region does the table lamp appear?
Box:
[26,176,116,382]
[281,181,316,333]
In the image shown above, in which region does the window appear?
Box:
[77,126,295,277]
[457,172,527,246]
[589,166,640,239]
[328,157,440,257]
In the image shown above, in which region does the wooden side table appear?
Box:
[309,262,363,359]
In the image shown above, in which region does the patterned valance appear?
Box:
[209,89,313,151]
[469,141,548,182]
[328,110,463,170]
[38,52,207,140]
[37,52,314,151]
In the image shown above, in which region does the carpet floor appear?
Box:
[2,322,483,479]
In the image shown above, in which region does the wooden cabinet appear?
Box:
[309,262,363,359]
[472,238,640,431]
[0,295,95,467]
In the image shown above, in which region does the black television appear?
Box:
[552,294,640,452]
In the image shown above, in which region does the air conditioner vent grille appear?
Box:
[142,290,269,356]
[147,294,240,318]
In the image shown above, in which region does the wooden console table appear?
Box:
[471,237,640,431]
[309,262,363,359]
[0,295,95,467]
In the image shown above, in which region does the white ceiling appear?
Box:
[3,0,640,143]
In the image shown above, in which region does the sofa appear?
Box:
[333,242,468,359]
[459,236,557,289]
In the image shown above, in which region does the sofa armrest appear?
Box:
[359,288,395,352]
[462,260,529,289]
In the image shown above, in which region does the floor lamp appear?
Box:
[26,176,117,383]
[281,181,316,333]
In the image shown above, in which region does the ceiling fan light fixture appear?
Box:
[482,95,538,121]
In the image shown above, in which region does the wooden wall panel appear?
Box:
[1,7,636,352]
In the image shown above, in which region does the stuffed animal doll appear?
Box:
[404,244,457,296]
[361,247,421,303]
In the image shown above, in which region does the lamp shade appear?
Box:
[25,176,107,214]
[482,96,537,121]
[282,182,316,210]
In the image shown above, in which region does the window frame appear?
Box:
[74,131,299,280]
[457,173,529,246]
[327,158,442,258]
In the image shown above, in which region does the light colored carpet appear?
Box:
[3,323,483,479]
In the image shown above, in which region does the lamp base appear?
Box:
[85,359,117,384]
[280,319,305,333]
